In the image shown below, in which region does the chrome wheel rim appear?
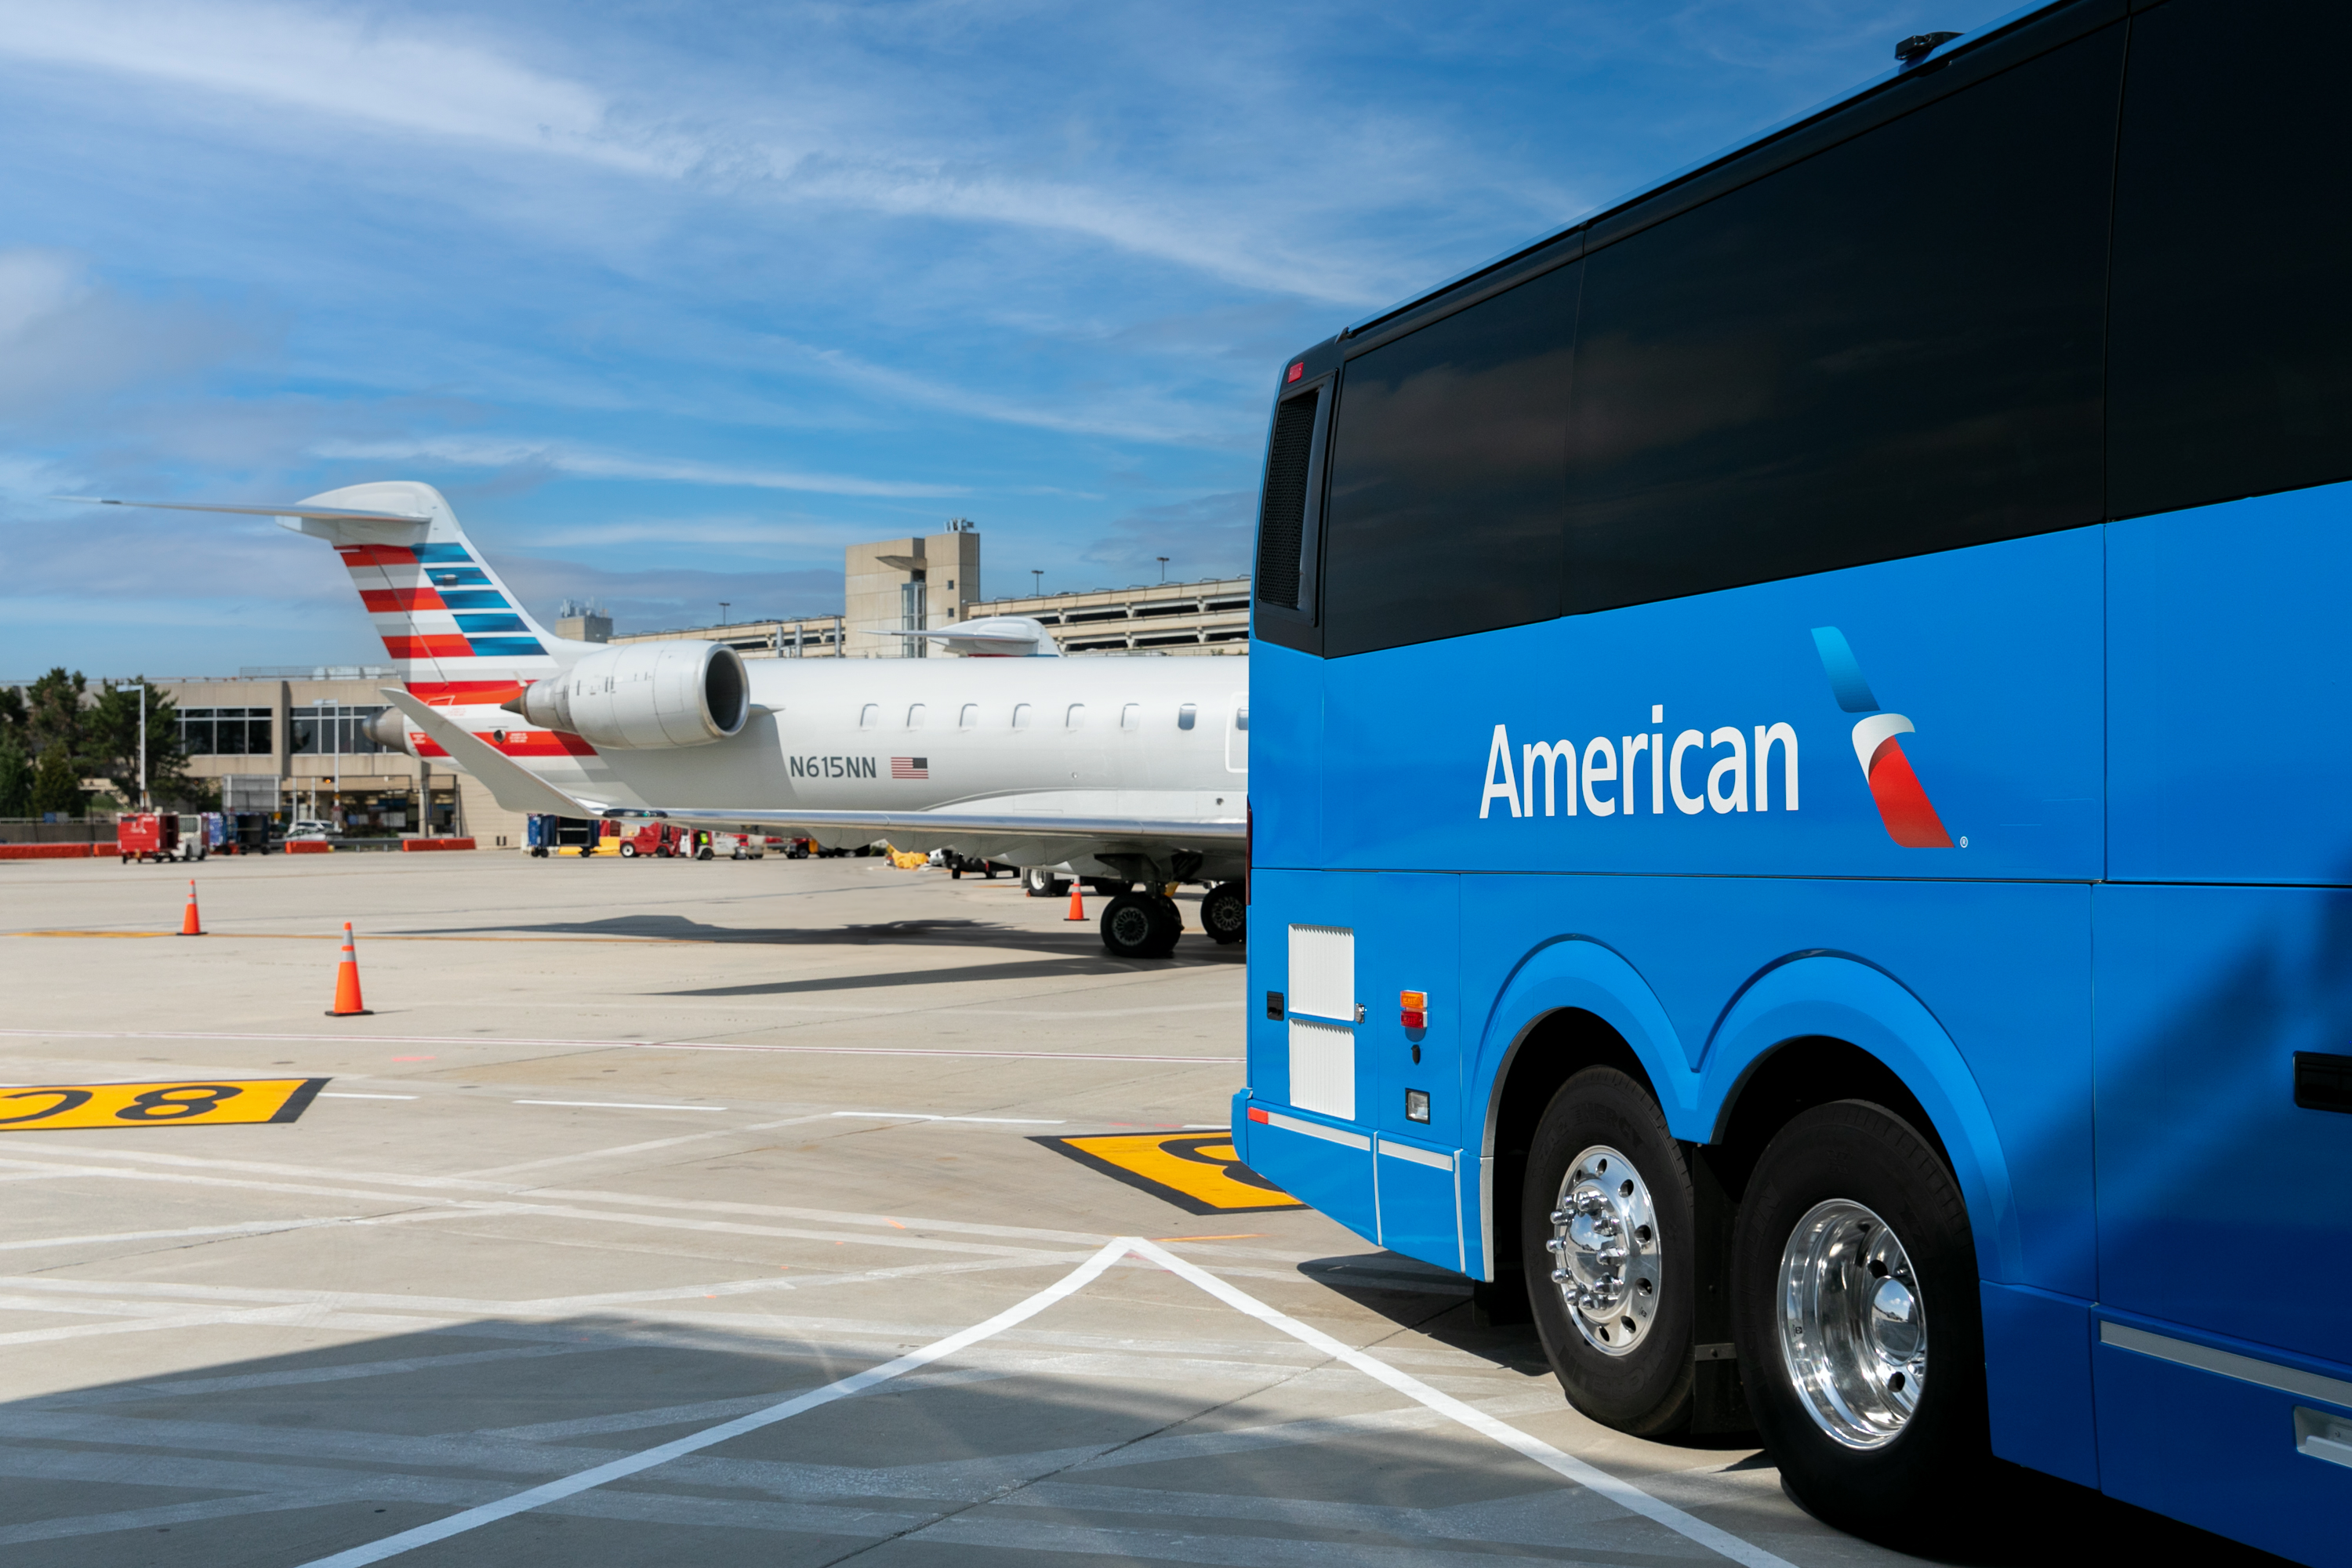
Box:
[1545,1144,1661,1356]
[1777,1199,1926,1449]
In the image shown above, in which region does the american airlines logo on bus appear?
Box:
[1811,626,1953,848]
[1479,710,1798,821]
[1475,627,1954,848]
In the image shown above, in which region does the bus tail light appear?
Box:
[1399,990,1427,1029]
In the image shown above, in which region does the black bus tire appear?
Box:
[1730,1099,1986,1546]
[1521,1067,1696,1436]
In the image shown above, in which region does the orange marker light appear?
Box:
[1399,989,1427,1029]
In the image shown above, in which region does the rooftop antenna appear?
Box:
[1894,30,1959,65]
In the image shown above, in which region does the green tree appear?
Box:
[0,684,25,740]
[85,679,189,808]
[0,731,30,818]
[24,669,86,758]
[28,742,82,818]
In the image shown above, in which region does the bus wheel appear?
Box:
[1100,891,1178,959]
[1200,883,1247,945]
[1522,1067,1695,1435]
[1731,1100,1984,1546]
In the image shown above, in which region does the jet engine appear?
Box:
[506,641,750,750]
[362,707,418,756]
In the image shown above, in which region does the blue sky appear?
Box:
[0,0,2016,677]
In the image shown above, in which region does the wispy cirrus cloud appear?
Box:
[308,436,964,499]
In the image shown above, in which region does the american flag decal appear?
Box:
[891,757,929,780]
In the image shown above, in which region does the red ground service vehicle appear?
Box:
[118,812,179,863]
[616,822,687,858]
[117,812,207,863]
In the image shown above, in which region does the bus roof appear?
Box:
[1341,0,2074,343]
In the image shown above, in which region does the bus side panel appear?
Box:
[1241,867,1377,1245]
[2109,480,2352,884]
[2092,884,2352,1365]
[1461,874,2094,1298]
[2094,1328,2352,1568]
[1316,528,2102,883]
[1249,637,1323,871]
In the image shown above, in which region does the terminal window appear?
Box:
[179,707,274,757]
[289,705,389,756]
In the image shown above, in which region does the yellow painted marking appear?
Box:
[1040,1130,1302,1214]
[0,1078,329,1132]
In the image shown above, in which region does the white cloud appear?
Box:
[0,2,677,173]
[307,435,965,499]
[0,247,256,419]
[0,2,1421,306]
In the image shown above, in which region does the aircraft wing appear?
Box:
[383,688,1243,848]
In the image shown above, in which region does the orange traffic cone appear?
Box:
[326,922,372,1017]
[177,880,205,937]
[1065,882,1087,921]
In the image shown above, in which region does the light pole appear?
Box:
[1031,570,1043,597]
[719,601,731,625]
[136,682,147,810]
[1157,556,1169,583]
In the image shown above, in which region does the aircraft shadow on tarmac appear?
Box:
[399,912,1247,968]
[662,953,1235,998]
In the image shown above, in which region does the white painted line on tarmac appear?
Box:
[294,1237,1135,1568]
[831,1111,1066,1125]
[1125,1237,1795,1568]
[286,1235,1788,1568]
[460,1112,837,1180]
[514,1101,727,1112]
[320,1092,417,1100]
[0,1219,343,1252]
[0,1027,1239,1062]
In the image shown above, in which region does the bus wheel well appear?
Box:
[1705,1036,1951,1203]
[1488,1008,1653,1287]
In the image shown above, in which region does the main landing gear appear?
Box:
[1099,891,1181,960]
[1199,882,1246,945]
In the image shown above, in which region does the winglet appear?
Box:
[380,689,608,819]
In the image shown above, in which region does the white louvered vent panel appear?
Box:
[1287,924,1354,1022]
[1287,1018,1356,1121]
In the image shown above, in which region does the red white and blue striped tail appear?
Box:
[279,481,571,710]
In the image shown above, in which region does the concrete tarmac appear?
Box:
[0,852,2285,1566]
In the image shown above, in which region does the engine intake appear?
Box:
[510,641,749,750]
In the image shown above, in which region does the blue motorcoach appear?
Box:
[1232,2,2350,1559]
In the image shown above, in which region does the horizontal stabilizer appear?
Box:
[59,496,433,524]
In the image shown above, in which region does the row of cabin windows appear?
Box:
[1257,1,2352,658]
[854,702,1240,731]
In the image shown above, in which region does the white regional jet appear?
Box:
[88,481,1248,959]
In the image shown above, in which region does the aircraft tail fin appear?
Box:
[77,481,586,708]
